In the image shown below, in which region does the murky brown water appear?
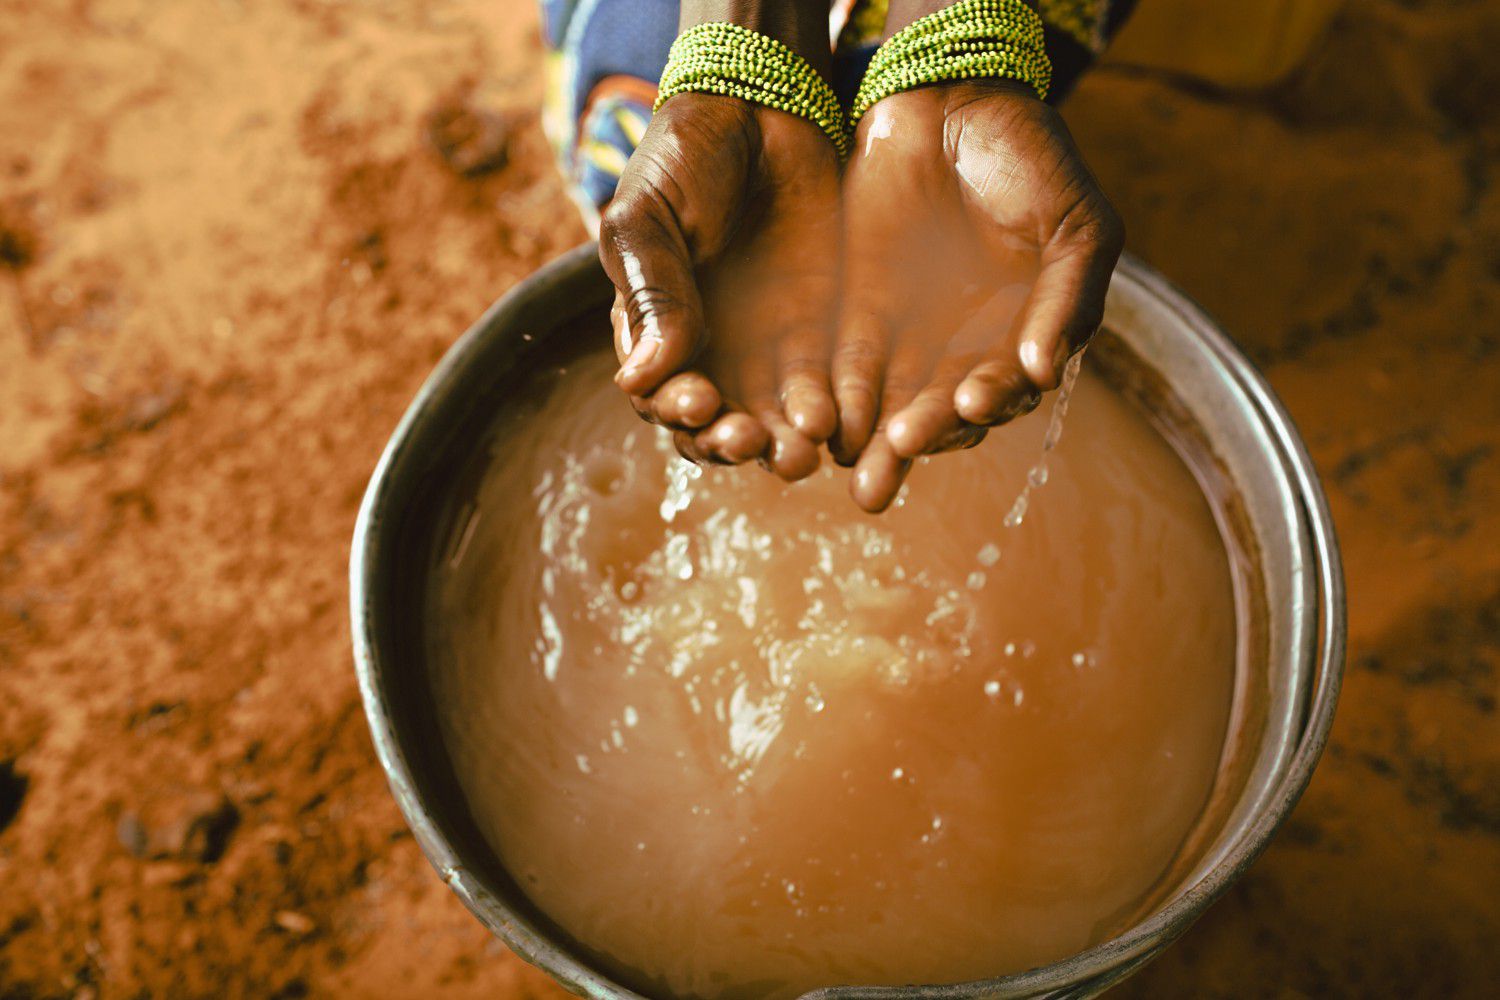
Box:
[432,351,1236,1000]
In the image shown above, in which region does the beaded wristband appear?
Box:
[850,0,1053,130]
[656,22,852,161]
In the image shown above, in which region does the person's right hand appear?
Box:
[600,92,842,480]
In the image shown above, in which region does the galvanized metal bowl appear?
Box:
[350,244,1344,999]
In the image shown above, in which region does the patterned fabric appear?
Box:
[538,0,1137,224]
[1039,0,1105,51]
[1041,0,1139,100]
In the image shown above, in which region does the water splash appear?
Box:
[1003,349,1086,528]
[660,457,702,522]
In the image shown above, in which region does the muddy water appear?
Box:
[431,351,1236,1000]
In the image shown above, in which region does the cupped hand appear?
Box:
[832,80,1124,511]
[600,93,842,480]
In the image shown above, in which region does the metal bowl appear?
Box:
[350,244,1344,999]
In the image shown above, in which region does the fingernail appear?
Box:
[615,336,660,384]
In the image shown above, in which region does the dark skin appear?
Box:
[600,0,1124,510]
[602,1,841,479]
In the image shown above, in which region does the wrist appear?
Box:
[938,77,1039,109]
[849,0,1051,127]
[680,1,833,80]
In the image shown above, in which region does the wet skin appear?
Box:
[601,94,842,481]
[600,71,1122,511]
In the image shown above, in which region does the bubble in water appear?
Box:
[983,679,1002,698]
[966,571,986,590]
[977,543,1001,567]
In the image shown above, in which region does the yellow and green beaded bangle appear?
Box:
[656,22,852,161]
[850,0,1053,130]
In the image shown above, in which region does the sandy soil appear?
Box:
[0,0,1496,997]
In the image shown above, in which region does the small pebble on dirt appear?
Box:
[274,910,317,936]
[116,790,240,863]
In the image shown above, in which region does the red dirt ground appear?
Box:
[1,0,1497,996]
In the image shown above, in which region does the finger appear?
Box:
[760,121,840,444]
[598,190,707,397]
[693,412,770,466]
[830,310,888,465]
[756,408,822,482]
[1015,201,1124,389]
[939,282,1044,426]
[673,430,710,465]
[743,347,821,481]
[885,353,984,459]
[626,392,655,424]
[954,353,1042,427]
[849,433,913,514]
[609,292,632,363]
[780,337,837,445]
[832,165,910,465]
[648,371,722,430]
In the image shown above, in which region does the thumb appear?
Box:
[599,187,708,397]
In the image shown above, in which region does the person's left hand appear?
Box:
[831,79,1124,511]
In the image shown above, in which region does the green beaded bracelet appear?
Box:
[850,0,1053,130]
[656,22,852,161]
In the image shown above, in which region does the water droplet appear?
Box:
[1002,492,1029,528]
